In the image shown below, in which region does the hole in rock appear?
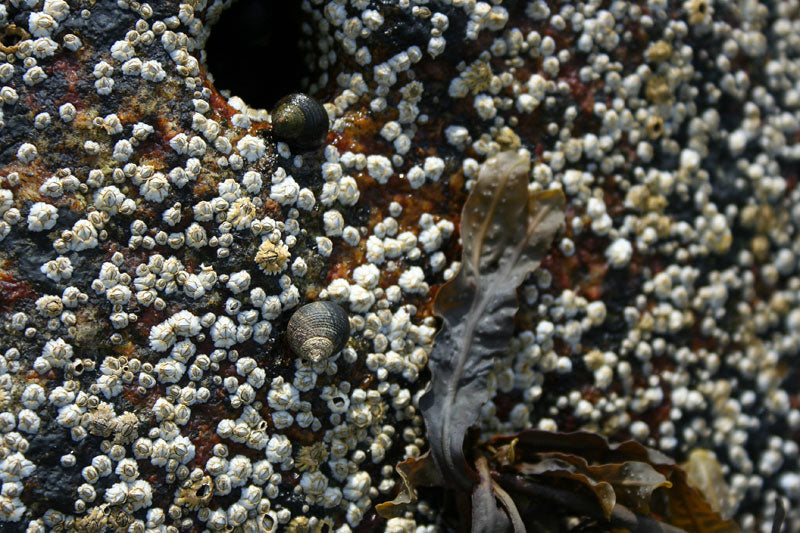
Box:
[205,0,308,109]
[0,25,27,52]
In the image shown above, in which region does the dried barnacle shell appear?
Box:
[69,504,110,533]
[255,239,290,274]
[296,442,329,472]
[286,516,333,533]
[271,93,329,149]
[0,25,30,54]
[175,475,213,510]
[286,301,350,362]
[112,411,140,445]
[87,404,115,438]
[257,511,279,533]
[645,40,672,63]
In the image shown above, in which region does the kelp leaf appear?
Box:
[492,477,526,533]
[516,457,617,519]
[484,430,739,532]
[588,461,670,512]
[486,430,675,468]
[472,457,513,533]
[376,452,442,518]
[663,468,740,533]
[420,151,566,490]
[681,449,734,520]
[772,497,786,533]
[518,452,670,515]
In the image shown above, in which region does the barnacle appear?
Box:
[461,60,494,94]
[0,0,797,530]
[174,475,213,510]
[254,239,290,274]
[112,412,140,445]
[86,404,115,438]
[296,442,329,472]
[69,504,109,533]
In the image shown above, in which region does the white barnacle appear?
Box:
[270,176,299,206]
[20,385,45,410]
[337,176,360,206]
[423,156,445,181]
[0,453,35,482]
[127,479,152,510]
[365,236,385,264]
[38,178,62,198]
[94,186,126,214]
[17,409,40,434]
[300,471,329,496]
[28,12,58,38]
[236,135,266,161]
[267,377,299,411]
[32,37,57,58]
[0,190,12,216]
[169,133,189,154]
[297,188,316,211]
[27,202,58,231]
[326,278,351,303]
[181,274,204,300]
[348,285,375,313]
[319,182,339,206]
[226,271,251,294]
[106,284,131,305]
[250,460,274,486]
[242,170,262,194]
[272,411,293,429]
[168,310,202,337]
[118,57,141,76]
[342,471,371,502]
[140,173,170,203]
[110,39,134,62]
[187,135,207,157]
[40,257,72,282]
[104,481,128,505]
[94,76,114,95]
[210,316,237,348]
[366,155,393,183]
[148,322,176,352]
[35,294,63,317]
[17,143,38,164]
[606,238,633,268]
[265,435,292,465]
[141,60,166,82]
[111,139,133,162]
[323,210,344,237]
[398,266,429,294]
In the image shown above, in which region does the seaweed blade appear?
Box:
[420,150,566,490]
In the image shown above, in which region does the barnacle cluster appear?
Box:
[0,0,798,531]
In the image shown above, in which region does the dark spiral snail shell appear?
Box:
[286,301,350,362]
[271,93,329,150]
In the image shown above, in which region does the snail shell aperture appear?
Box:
[271,93,329,150]
[286,301,350,362]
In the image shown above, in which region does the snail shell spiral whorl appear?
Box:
[286,301,350,362]
[271,93,329,150]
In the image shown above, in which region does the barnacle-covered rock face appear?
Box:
[0,0,799,531]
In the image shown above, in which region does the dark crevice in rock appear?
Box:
[205,0,307,109]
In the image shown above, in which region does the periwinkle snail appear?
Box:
[270,93,329,150]
[286,301,350,362]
